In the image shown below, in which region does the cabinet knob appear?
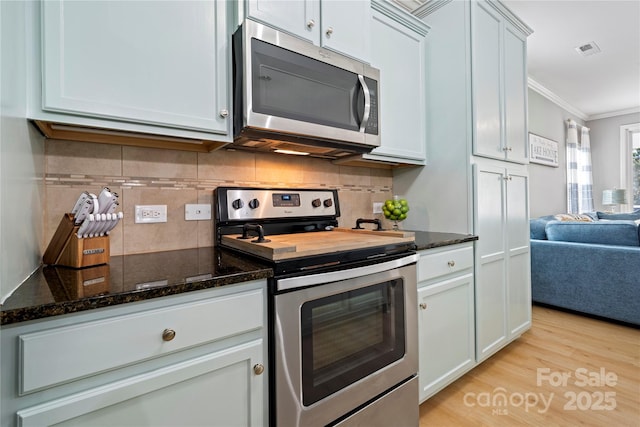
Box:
[447,260,455,267]
[219,109,229,118]
[162,328,176,342]
[502,146,513,152]
[307,19,315,29]
[326,27,333,37]
[503,175,512,181]
[419,303,427,310]
[253,363,265,375]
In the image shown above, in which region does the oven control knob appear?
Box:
[248,198,260,209]
[323,198,333,208]
[232,199,244,210]
[311,198,322,208]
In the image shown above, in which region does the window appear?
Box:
[620,123,640,211]
[633,132,640,209]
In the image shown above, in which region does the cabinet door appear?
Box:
[366,5,427,163]
[506,170,531,336]
[17,340,266,427]
[503,25,528,163]
[247,0,320,46]
[418,273,475,402]
[246,0,369,62]
[41,1,230,135]
[321,0,371,62]
[471,1,502,160]
[473,163,507,361]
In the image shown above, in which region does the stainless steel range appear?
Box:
[214,187,419,427]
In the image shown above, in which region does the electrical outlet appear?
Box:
[373,202,383,214]
[135,205,167,223]
[185,204,212,221]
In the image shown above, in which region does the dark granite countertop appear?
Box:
[412,231,478,251]
[1,233,475,326]
[0,247,273,326]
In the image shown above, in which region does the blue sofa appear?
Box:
[530,212,640,326]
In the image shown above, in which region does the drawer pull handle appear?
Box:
[447,260,455,267]
[162,329,176,342]
[419,303,427,310]
[253,364,265,375]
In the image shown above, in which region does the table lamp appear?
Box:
[602,189,627,212]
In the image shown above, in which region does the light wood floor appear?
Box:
[419,305,640,426]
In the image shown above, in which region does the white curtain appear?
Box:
[566,120,594,213]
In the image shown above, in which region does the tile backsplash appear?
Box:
[44,140,394,256]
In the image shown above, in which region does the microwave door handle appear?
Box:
[357,74,371,133]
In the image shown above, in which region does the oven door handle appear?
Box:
[276,253,418,292]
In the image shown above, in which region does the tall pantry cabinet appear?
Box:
[394,0,532,362]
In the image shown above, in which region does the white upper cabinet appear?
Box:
[246,0,370,63]
[471,1,531,163]
[30,1,232,146]
[363,0,429,165]
[503,25,528,162]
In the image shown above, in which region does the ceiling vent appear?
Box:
[574,41,601,57]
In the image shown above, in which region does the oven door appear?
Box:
[272,254,418,427]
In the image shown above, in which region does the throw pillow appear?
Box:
[554,213,594,222]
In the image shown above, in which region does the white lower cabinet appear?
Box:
[417,243,475,402]
[474,159,531,362]
[18,340,263,427]
[0,281,268,427]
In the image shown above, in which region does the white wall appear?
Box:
[0,0,45,302]
[527,89,585,217]
[588,112,640,211]
[393,0,473,234]
[528,88,640,216]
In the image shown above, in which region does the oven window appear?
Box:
[301,279,405,406]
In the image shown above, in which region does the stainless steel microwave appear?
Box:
[231,19,380,159]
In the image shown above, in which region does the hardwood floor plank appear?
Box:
[419,305,640,426]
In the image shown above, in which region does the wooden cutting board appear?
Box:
[221,228,415,261]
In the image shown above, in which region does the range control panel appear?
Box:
[216,187,339,222]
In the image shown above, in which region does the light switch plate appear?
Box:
[373,202,383,214]
[185,204,212,221]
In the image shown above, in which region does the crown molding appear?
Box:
[374,0,431,36]
[412,0,452,19]
[528,78,640,122]
[588,107,640,122]
[527,78,588,121]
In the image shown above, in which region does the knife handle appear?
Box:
[76,215,94,239]
[105,212,124,235]
[71,192,90,215]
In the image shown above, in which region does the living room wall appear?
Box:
[527,89,585,217]
[588,112,640,211]
[528,88,640,217]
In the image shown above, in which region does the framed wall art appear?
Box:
[529,133,559,167]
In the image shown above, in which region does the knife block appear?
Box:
[43,264,111,300]
[43,214,110,268]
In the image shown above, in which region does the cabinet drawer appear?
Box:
[19,288,264,394]
[418,245,473,282]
